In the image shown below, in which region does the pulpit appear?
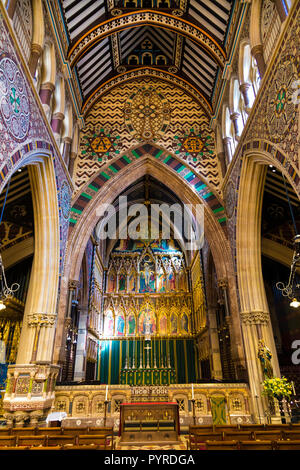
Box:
[119,402,180,445]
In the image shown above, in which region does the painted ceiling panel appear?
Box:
[58,0,237,106]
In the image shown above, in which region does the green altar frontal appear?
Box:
[120,367,176,386]
[97,338,197,385]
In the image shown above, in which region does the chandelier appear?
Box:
[276,235,300,307]
[0,178,20,310]
[276,174,300,308]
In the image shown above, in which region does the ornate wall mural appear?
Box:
[124,86,171,141]
[0,11,71,286]
[74,77,222,196]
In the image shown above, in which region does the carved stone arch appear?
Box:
[236,149,291,418]
[54,155,238,363]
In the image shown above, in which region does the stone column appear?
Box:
[230,112,241,139]
[28,43,43,78]
[39,82,55,121]
[251,44,266,78]
[58,279,80,381]
[62,137,72,166]
[240,311,281,423]
[215,123,227,177]
[207,303,223,381]
[240,82,252,112]
[223,137,233,164]
[2,159,60,426]
[51,111,65,145]
[73,305,89,382]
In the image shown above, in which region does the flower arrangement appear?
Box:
[262,376,293,401]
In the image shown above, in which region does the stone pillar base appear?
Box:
[3,363,60,427]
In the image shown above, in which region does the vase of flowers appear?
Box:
[262,377,293,423]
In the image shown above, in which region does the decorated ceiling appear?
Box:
[52,0,238,112]
[74,77,222,194]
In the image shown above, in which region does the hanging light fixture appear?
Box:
[0,179,20,308]
[276,174,300,307]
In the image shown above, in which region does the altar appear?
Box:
[119,401,180,445]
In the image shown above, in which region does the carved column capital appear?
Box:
[217,278,228,289]
[240,311,270,325]
[27,313,56,328]
[251,44,266,77]
[68,279,80,290]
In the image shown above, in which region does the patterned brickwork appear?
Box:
[0,11,71,287]
[70,143,227,237]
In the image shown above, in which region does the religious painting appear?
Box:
[116,313,125,336]
[151,239,179,252]
[128,272,136,292]
[181,313,189,334]
[118,272,126,292]
[178,269,186,291]
[107,271,116,293]
[157,269,167,292]
[139,257,155,293]
[127,314,136,336]
[138,306,156,335]
[104,310,114,336]
[168,271,176,292]
[170,313,178,334]
[159,315,168,335]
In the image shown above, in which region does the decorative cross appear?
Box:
[10,87,20,114]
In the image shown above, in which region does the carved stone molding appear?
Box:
[217,278,228,289]
[240,311,270,325]
[68,279,80,290]
[27,313,56,327]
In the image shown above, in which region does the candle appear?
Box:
[105,385,108,401]
[192,383,194,399]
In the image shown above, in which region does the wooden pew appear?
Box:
[0,436,16,447]
[282,430,300,441]
[64,445,101,450]
[239,440,274,450]
[61,427,88,436]
[254,430,283,441]
[190,432,223,450]
[0,446,29,450]
[29,446,62,450]
[11,427,37,436]
[47,435,76,447]
[206,440,238,450]
[77,434,107,449]
[275,440,300,450]
[213,425,239,433]
[223,431,253,441]
[239,424,265,432]
[16,435,46,447]
[0,427,12,435]
[36,427,63,436]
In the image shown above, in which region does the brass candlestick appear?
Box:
[191,398,196,425]
[104,400,108,426]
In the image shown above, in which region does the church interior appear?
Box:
[0,0,299,451]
